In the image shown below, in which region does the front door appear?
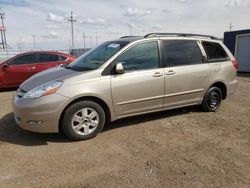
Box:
[2,54,38,86]
[111,41,165,117]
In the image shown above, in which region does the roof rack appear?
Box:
[120,36,141,39]
[144,33,218,40]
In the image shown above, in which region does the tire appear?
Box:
[202,86,222,112]
[61,101,106,140]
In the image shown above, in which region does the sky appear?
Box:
[0,0,249,50]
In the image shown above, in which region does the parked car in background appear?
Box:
[0,51,76,88]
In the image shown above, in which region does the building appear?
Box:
[224,29,250,72]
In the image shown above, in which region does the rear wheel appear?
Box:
[62,101,106,140]
[202,87,222,112]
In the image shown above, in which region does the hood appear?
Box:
[20,66,80,91]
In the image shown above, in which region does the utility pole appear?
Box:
[229,22,233,32]
[82,33,86,49]
[90,36,93,48]
[32,35,36,49]
[68,11,76,49]
[128,24,132,36]
[0,10,7,49]
[95,32,100,46]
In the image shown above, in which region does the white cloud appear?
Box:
[127,23,135,28]
[225,0,241,7]
[162,9,171,13]
[124,8,151,17]
[45,24,58,29]
[47,13,65,23]
[1,0,250,49]
[152,24,163,30]
[177,0,188,3]
[42,31,59,39]
[79,18,106,25]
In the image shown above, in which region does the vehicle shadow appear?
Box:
[0,113,68,146]
[0,106,202,147]
[237,73,250,78]
[104,106,202,132]
[0,87,18,93]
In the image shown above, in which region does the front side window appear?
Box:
[163,40,203,67]
[9,54,37,65]
[39,54,59,63]
[116,41,159,71]
[68,41,129,71]
[202,41,228,61]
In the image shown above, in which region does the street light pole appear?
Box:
[32,35,36,49]
[68,11,76,49]
[82,33,86,49]
[90,36,93,48]
[229,22,233,32]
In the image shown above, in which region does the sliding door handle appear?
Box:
[166,70,176,75]
[153,72,163,77]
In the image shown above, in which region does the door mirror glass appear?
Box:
[115,62,125,74]
[2,63,8,71]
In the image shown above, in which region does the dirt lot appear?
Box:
[0,76,250,188]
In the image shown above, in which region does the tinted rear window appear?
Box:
[162,40,203,66]
[60,55,68,61]
[39,54,59,63]
[202,41,228,61]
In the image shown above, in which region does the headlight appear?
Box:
[23,81,63,99]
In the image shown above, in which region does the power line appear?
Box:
[68,11,76,49]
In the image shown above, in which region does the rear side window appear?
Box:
[39,54,59,63]
[162,40,203,67]
[60,55,68,61]
[116,41,159,71]
[202,41,228,61]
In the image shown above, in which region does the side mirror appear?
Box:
[1,63,8,71]
[115,62,125,74]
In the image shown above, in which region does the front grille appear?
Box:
[16,88,27,98]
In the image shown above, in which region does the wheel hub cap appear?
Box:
[208,92,219,108]
[71,108,99,135]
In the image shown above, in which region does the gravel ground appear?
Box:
[0,76,250,188]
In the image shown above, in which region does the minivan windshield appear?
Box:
[67,41,129,71]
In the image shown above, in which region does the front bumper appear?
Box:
[12,93,69,133]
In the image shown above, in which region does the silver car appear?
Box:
[12,33,238,140]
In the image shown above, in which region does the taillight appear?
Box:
[232,60,239,70]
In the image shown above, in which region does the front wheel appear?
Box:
[61,101,106,140]
[202,87,222,112]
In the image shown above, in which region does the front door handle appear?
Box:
[28,67,36,70]
[153,72,163,77]
[166,70,176,75]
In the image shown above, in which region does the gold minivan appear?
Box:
[13,33,238,140]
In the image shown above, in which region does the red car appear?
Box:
[0,51,76,88]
